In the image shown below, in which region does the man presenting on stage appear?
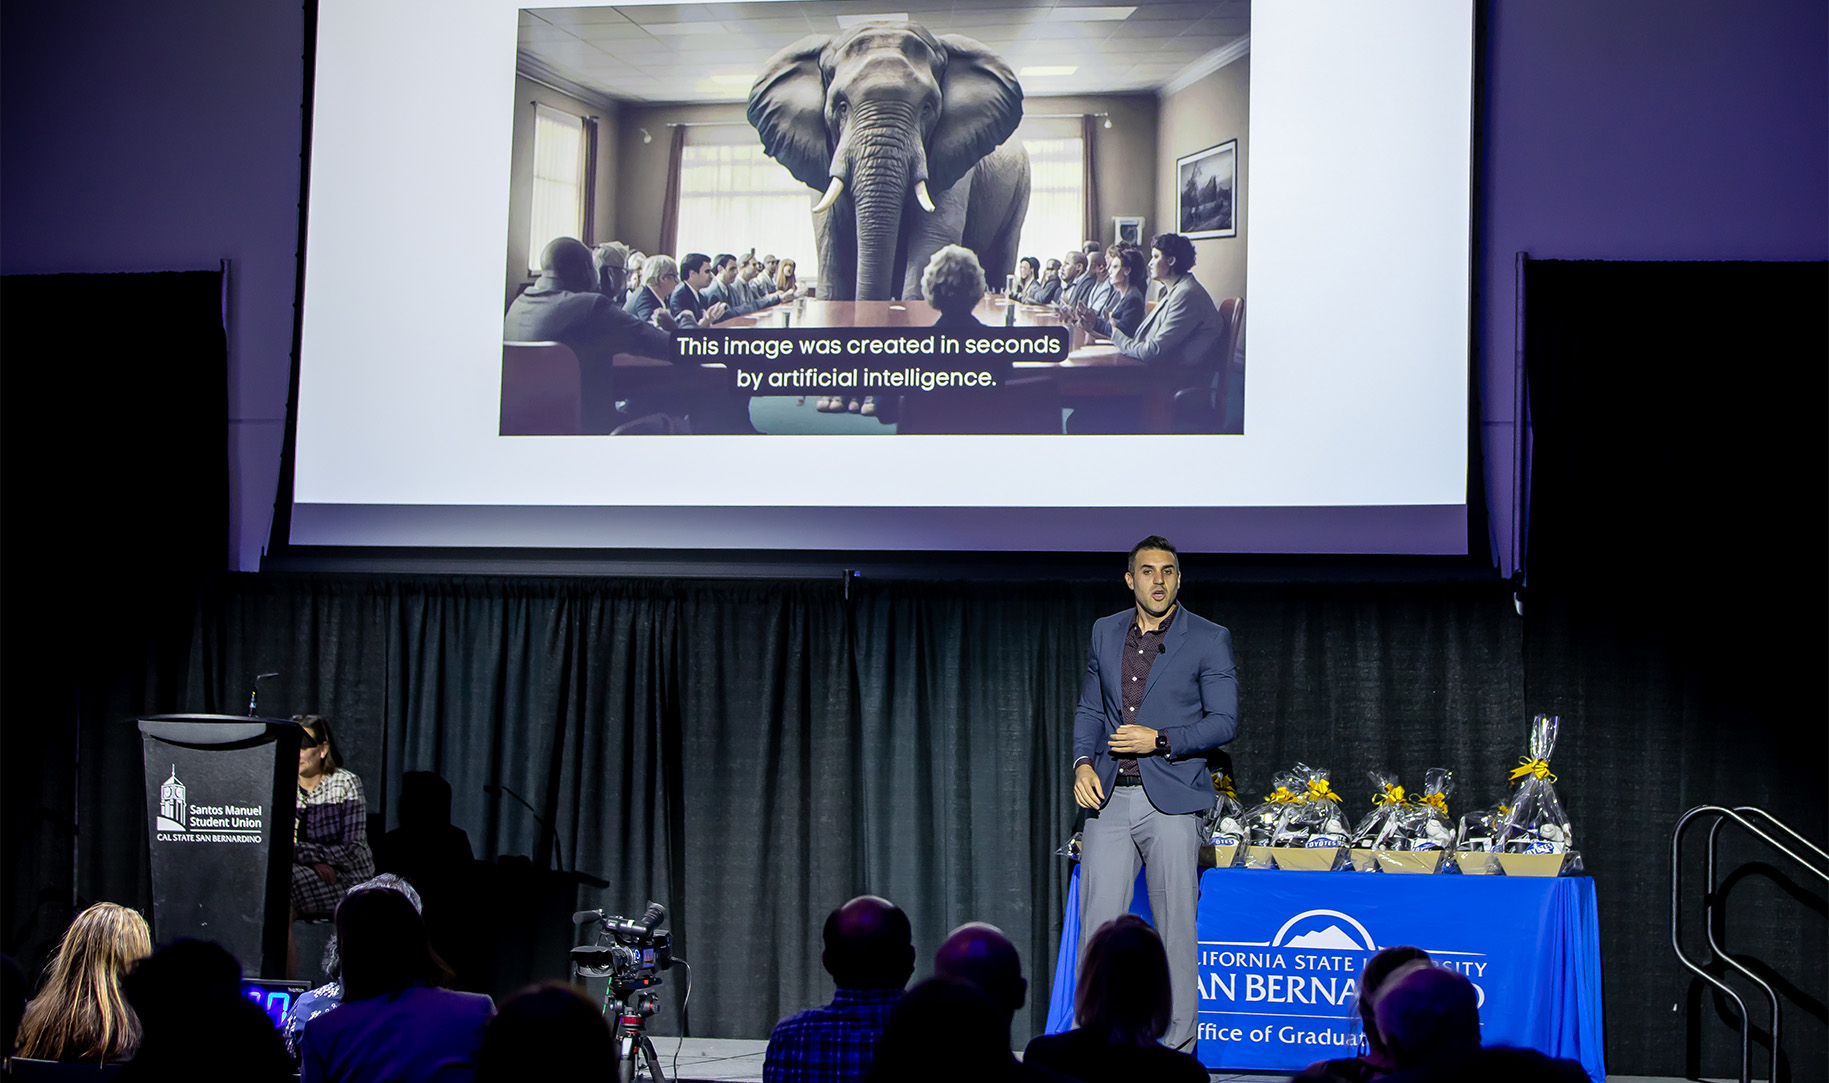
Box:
[1072,536,1239,1051]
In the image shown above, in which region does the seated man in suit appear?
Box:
[1058,249,1097,310]
[709,253,793,316]
[668,252,730,326]
[506,237,675,433]
[1083,248,1115,314]
[624,255,678,323]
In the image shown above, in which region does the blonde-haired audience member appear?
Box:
[16,902,151,1062]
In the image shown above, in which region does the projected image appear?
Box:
[501,1,1250,437]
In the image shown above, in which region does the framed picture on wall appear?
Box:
[1112,216,1144,247]
[1177,140,1237,239]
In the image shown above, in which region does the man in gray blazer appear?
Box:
[1072,535,1238,1052]
[1103,232,1224,368]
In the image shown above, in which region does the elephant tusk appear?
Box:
[812,176,845,214]
[914,179,935,213]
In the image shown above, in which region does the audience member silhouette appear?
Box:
[283,873,425,1059]
[1373,963,1481,1071]
[115,938,292,1083]
[1021,915,1206,1083]
[863,977,1015,1083]
[1367,964,1589,1083]
[298,886,494,1083]
[15,902,150,1063]
[1299,944,1431,1082]
[473,982,614,1082]
[931,922,1072,1082]
[764,895,915,1083]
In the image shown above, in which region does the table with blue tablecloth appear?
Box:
[1046,865,1605,1081]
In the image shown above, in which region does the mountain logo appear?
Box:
[1268,909,1377,951]
[157,766,188,832]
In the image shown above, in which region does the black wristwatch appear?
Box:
[1154,732,1170,756]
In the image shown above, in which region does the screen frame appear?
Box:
[264,0,1495,575]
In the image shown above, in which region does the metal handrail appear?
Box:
[1670,804,1828,1083]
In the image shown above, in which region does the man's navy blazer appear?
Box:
[1072,605,1238,815]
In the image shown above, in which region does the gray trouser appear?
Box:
[1079,783,1201,1050]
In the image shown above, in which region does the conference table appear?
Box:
[611,294,1186,433]
[1046,864,1607,1081]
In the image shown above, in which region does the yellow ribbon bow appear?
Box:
[1265,785,1301,805]
[1372,784,1407,807]
[1416,791,1449,816]
[1305,779,1342,804]
[1211,774,1238,801]
[1509,758,1558,783]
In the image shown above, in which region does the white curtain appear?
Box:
[676,127,819,279]
[528,104,585,272]
[1014,124,1085,270]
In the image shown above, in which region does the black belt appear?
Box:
[1114,775,1144,787]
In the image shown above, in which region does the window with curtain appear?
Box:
[676,130,820,279]
[1014,130,1085,270]
[528,104,586,272]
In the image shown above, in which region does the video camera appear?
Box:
[571,902,673,998]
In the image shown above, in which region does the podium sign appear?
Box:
[140,715,301,977]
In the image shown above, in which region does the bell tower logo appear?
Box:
[156,766,187,832]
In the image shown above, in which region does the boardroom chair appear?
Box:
[1170,296,1244,435]
[500,341,582,435]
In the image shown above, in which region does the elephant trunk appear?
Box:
[843,101,921,300]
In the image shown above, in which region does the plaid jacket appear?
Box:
[762,987,903,1083]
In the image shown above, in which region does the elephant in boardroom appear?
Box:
[748,21,1030,302]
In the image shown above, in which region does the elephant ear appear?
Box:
[748,35,833,192]
[928,34,1024,195]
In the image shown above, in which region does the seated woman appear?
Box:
[293,714,375,925]
[1084,232,1223,367]
[1303,946,1431,1082]
[1075,244,1146,339]
[15,902,150,1063]
[775,257,801,298]
[1022,257,1062,306]
[1021,915,1207,1083]
[923,244,988,328]
[299,887,494,1083]
[1004,255,1038,301]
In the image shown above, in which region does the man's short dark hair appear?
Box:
[1150,233,1196,273]
[1128,536,1178,570]
[714,253,737,271]
[681,252,711,275]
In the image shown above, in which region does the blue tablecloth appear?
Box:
[1047,865,1605,1081]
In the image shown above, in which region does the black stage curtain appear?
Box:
[57,573,1516,1047]
[1523,259,1827,1080]
[1,271,226,983]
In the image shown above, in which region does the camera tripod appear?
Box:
[606,983,668,1083]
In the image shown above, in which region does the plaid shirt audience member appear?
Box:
[762,986,904,1083]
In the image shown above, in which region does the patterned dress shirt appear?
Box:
[762,986,904,1083]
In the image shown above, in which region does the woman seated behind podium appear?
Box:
[14,902,151,1063]
[293,714,375,921]
[924,245,988,328]
[1021,915,1207,1083]
[299,887,494,1083]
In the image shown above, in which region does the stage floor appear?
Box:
[640,1037,1696,1082]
